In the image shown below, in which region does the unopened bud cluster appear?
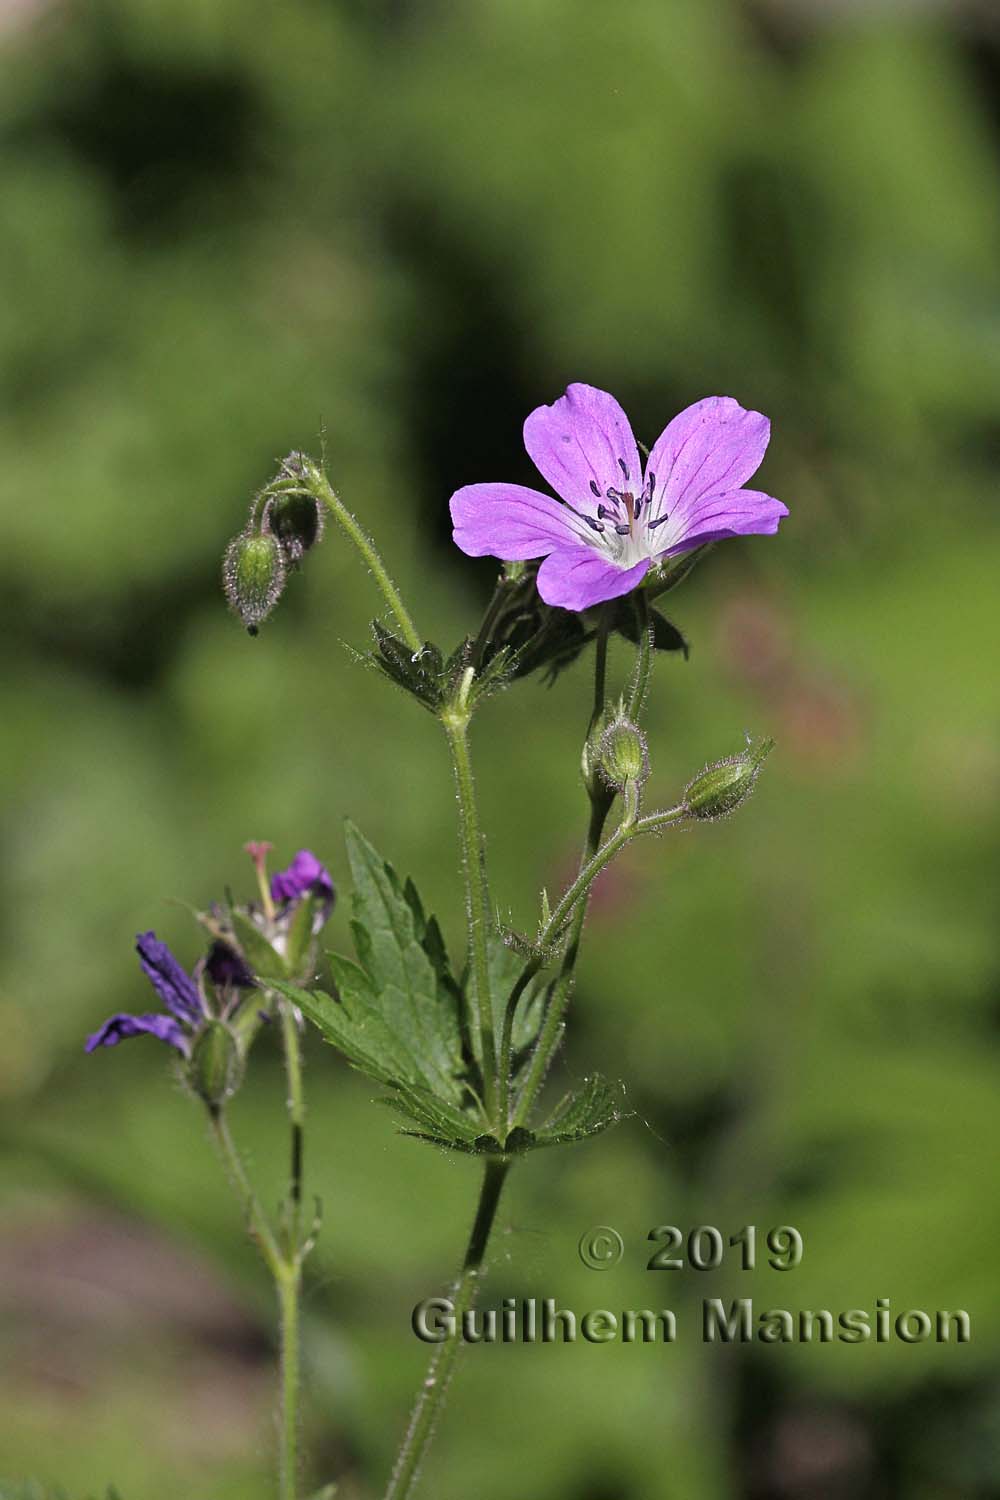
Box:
[223,452,325,634]
[683,736,774,821]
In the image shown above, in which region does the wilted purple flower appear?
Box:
[450,383,788,611]
[205,939,256,989]
[270,849,335,922]
[86,931,206,1055]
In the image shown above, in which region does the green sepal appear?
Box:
[367,624,446,712]
[229,909,289,982]
[284,890,320,979]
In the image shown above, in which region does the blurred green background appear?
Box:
[1,0,998,1496]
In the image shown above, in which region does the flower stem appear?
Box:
[442,710,497,1123]
[303,467,423,656]
[509,791,611,1129]
[279,1001,305,1229]
[210,1106,285,1281]
[626,589,652,720]
[277,1262,303,1500]
[209,1107,302,1500]
[384,1158,510,1500]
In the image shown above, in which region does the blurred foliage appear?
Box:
[1,1,999,1498]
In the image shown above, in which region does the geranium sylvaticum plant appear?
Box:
[87,382,787,1500]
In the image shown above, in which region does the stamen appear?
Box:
[585,517,605,533]
[596,504,607,519]
[634,496,643,518]
[618,458,630,481]
[614,523,631,535]
[589,479,601,498]
[605,487,623,507]
[647,512,671,530]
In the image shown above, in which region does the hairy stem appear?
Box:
[277,1264,302,1500]
[443,710,497,1124]
[509,791,611,1129]
[301,468,423,655]
[626,589,653,720]
[279,1001,305,1231]
[385,1158,510,1500]
[210,1108,302,1500]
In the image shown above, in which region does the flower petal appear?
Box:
[136,931,203,1025]
[660,488,789,557]
[270,849,335,925]
[85,1011,189,1054]
[450,483,582,560]
[205,940,257,989]
[645,397,770,523]
[536,547,650,612]
[524,384,642,509]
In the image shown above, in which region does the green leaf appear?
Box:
[285,823,471,1121]
[531,1074,630,1148]
[380,1079,485,1152]
[342,822,466,1103]
[480,928,547,1071]
[229,908,288,981]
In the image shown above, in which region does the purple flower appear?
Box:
[205,939,256,989]
[270,849,335,921]
[450,383,788,611]
[85,931,205,1056]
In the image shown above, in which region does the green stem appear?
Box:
[509,791,610,1129]
[210,1108,302,1500]
[442,710,498,1123]
[627,589,652,720]
[591,608,611,730]
[277,1263,302,1500]
[210,1107,285,1281]
[385,1158,510,1500]
[303,469,423,655]
[279,1001,305,1229]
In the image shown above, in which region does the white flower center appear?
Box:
[573,462,675,570]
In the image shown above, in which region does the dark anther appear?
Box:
[615,523,631,536]
[605,487,623,505]
[618,458,630,481]
[585,517,605,533]
[589,479,601,498]
[597,504,607,519]
[647,512,670,529]
[634,497,643,518]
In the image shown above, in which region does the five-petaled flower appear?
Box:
[450,383,788,611]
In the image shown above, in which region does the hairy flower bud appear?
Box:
[223,529,286,635]
[263,492,325,565]
[683,736,774,821]
[598,715,650,792]
[188,1019,243,1109]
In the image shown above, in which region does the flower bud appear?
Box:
[683,736,774,821]
[598,715,650,792]
[188,1019,243,1109]
[222,529,286,635]
[263,492,325,565]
